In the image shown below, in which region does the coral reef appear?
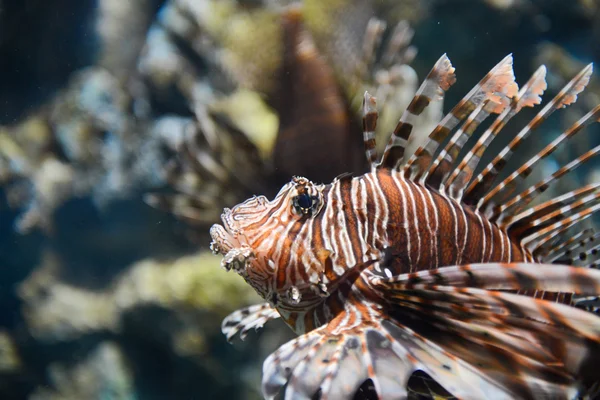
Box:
[18,250,259,342]
[15,248,285,397]
[29,342,136,400]
[0,331,21,375]
[1,67,175,233]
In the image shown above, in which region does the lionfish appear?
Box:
[210,52,600,399]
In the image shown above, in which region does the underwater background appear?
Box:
[1,0,599,399]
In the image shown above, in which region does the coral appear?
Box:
[0,331,21,374]
[29,342,136,400]
[19,250,259,342]
[1,1,427,398]
[96,0,162,80]
[1,66,179,233]
[1,0,425,233]
[17,250,275,398]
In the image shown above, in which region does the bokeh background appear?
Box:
[1,0,599,398]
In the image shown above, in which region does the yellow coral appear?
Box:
[0,331,21,373]
[220,9,282,92]
[211,89,279,159]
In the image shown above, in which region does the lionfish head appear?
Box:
[210,176,327,306]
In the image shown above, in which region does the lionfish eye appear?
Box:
[290,176,322,217]
[292,193,319,216]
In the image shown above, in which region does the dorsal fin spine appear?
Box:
[464,63,594,206]
[483,104,600,220]
[378,54,456,169]
[446,66,547,201]
[403,54,517,183]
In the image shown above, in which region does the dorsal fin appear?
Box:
[495,142,600,224]
[362,92,379,166]
[424,98,513,191]
[481,104,600,220]
[532,216,596,259]
[521,197,600,251]
[463,64,593,205]
[378,54,456,169]
[423,62,520,190]
[507,184,600,244]
[402,54,517,182]
[503,183,600,232]
[445,66,547,201]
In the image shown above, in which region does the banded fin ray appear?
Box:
[497,142,600,225]
[263,284,600,400]
[362,92,379,165]
[463,63,593,206]
[481,104,600,220]
[402,54,518,183]
[506,185,600,246]
[384,292,597,398]
[262,301,415,400]
[377,53,456,169]
[531,216,597,258]
[521,201,600,251]
[423,70,518,190]
[221,303,281,342]
[262,298,513,400]
[371,262,600,295]
[445,66,547,201]
[385,285,600,341]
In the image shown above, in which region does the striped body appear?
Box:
[211,47,600,399]
[213,169,531,334]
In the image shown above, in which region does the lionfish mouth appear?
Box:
[209,208,242,255]
[210,207,257,274]
[210,195,270,254]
